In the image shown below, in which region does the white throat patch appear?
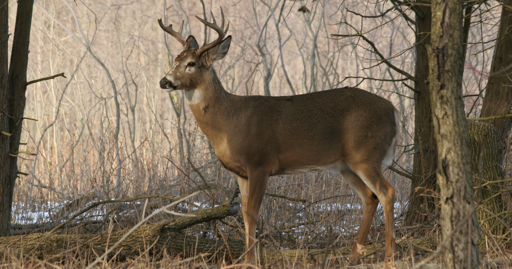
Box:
[184,89,204,104]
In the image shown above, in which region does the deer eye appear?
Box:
[186,62,196,68]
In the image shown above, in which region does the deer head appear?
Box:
[159,9,231,93]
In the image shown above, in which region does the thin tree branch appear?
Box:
[26,72,66,86]
[339,76,409,85]
[265,193,306,203]
[332,32,416,81]
[467,113,512,121]
[346,1,415,24]
[388,166,421,180]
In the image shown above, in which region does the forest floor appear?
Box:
[2,188,511,269]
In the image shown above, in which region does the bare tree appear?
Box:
[406,0,438,226]
[0,0,35,236]
[428,0,480,267]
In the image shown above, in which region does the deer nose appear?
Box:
[160,77,176,89]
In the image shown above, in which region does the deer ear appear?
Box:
[214,36,231,60]
[186,36,199,50]
[201,36,231,67]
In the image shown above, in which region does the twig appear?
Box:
[265,193,306,203]
[104,213,115,264]
[339,76,409,84]
[222,264,260,269]
[188,183,231,199]
[48,193,194,234]
[164,156,217,203]
[387,166,421,180]
[481,229,512,263]
[188,158,218,205]
[332,30,416,81]
[24,164,68,198]
[475,177,512,188]
[479,206,511,232]
[85,192,199,269]
[411,206,478,269]
[232,238,259,265]
[26,72,66,86]
[217,224,234,263]
[91,245,137,261]
[397,213,440,244]
[346,4,408,21]
[489,60,512,77]
[467,113,512,121]
[173,253,210,266]
[321,226,334,269]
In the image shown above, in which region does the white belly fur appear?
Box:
[283,161,347,174]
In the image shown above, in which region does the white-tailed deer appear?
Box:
[158,9,399,264]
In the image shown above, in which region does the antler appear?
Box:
[195,7,230,55]
[158,19,187,47]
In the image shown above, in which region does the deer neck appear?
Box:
[186,70,234,145]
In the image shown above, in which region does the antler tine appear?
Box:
[215,8,230,33]
[211,11,217,26]
[225,21,230,36]
[158,19,187,47]
[220,7,225,29]
[178,20,184,35]
[219,7,230,33]
[195,8,229,55]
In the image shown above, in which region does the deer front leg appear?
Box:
[236,170,269,264]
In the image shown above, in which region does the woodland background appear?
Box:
[0,0,511,268]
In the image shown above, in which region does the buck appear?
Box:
[158,9,399,264]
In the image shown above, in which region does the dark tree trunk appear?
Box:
[0,0,35,237]
[427,0,480,267]
[480,0,512,162]
[0,0,10,238]
[467,122,505,238]
[479,0,512,217]
[406,3,438,227]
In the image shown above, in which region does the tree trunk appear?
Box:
[468,122,505,238]
[406,3,438,227]
[479,0,512,220]
[0,0,35,237]
[480,0,512,162]
[427,0,480,267]
[0,0,11,237]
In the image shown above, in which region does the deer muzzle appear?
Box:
[160,77,178,90]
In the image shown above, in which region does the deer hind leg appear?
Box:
[351,164,396,263]
[341,169,379,264]
[236,170,269,264]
